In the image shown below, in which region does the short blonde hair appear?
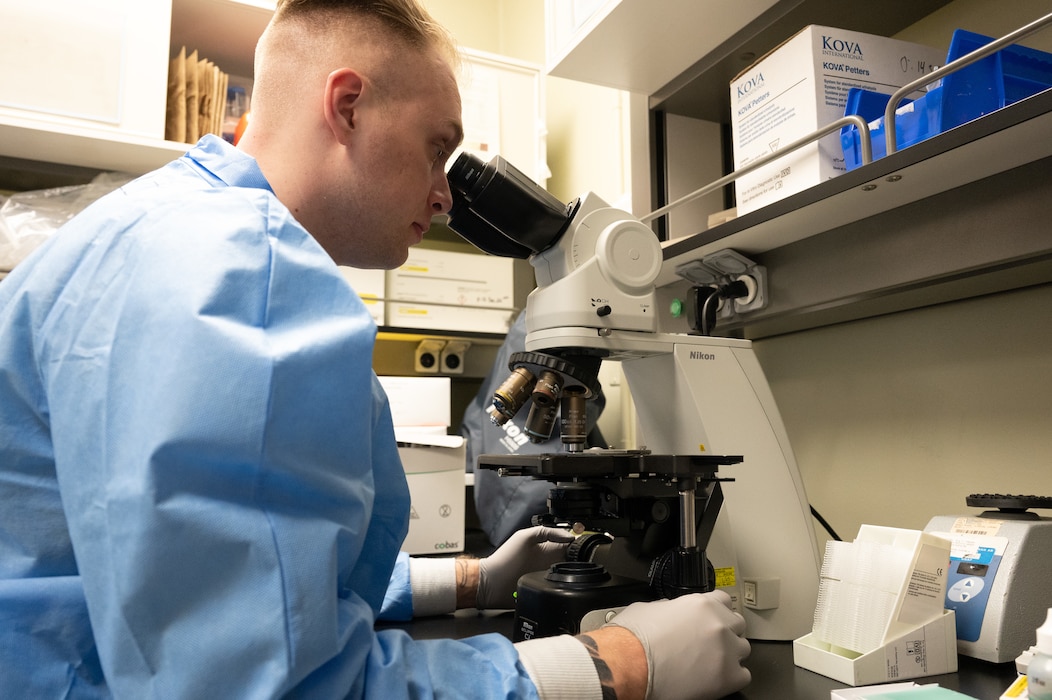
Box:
[272,0,458,64]
[251,0,459,124]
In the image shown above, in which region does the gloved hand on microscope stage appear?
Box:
[393,527,750,700]
[475,525,576,609]
[395,525,574,616]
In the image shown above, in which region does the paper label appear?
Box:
[949,516,1004,537]
[897,538,951,627]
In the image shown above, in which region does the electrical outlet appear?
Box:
[414,339,446,373]
[733,265,768,314]
[440,340,471,375]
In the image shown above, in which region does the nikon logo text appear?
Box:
[690,351,716,361]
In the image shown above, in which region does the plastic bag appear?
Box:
[0,171,133,271]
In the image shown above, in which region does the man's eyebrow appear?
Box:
[445,120,465,149]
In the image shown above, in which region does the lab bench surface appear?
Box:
[379,609,1020,699]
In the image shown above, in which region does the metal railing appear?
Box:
[884,11,1052,155]
[640,115,871,224]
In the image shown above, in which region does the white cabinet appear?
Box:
[0,0,544,186]
[0,0,184,172]
[0,0,273,175]
[458,48,547,186]
[545,0,781,95]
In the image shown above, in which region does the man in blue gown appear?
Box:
[0,1,751,698]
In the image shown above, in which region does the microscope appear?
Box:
[446,153,822,642]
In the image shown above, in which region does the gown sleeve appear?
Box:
[39,185,540,699]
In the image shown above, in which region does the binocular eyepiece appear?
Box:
[446,153,576,259]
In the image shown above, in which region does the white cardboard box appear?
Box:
[377,376,451,428]
[338,266,386,325]
[730,26,943,215]
[398,436,466,555]
[386,247,515,309]
[386,302,516,335]
[794,610,958,687]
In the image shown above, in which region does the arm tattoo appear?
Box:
[579,634,618,700]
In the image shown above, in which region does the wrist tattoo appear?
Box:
[579,634,618,700]
[455,557,468,589]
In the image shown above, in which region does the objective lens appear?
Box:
[524,401,558,442]
[531,370,563,408]
[487,405,510,427]
[491,367,536,422]
[560,388,588,453]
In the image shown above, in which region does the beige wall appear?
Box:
[755,285,1052,544]
[895,0,1052,52]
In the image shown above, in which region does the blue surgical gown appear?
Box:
[0,135,537,699]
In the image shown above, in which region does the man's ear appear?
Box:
[324,68,365,146]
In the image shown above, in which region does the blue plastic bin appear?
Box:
[842,29,1052,169]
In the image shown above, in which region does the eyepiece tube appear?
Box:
[447,190,534,259]
[446,153,574,256]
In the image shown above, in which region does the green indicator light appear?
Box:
[670,298,683,317]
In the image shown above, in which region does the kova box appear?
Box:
[730,25,944,215]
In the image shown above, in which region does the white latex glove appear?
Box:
[604,590,751,700]
[476,526,574,609]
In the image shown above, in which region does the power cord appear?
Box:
[694,280,752,335]
[809,504,842,541]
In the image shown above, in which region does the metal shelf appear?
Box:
[649,0,953,123]
[655,88,1052,338]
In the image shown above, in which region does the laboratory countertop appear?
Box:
[379,609,1020,699]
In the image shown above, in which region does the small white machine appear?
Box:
[925,494,1052,663]
[446,153,822,641]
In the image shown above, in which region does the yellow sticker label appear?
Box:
[1001,674,1028,698]
[714,567,736,588]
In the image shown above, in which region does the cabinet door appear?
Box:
[459,49,548,187]
[0,0,172,137]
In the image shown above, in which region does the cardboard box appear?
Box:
[794,610,958,687]
[386,302,516,335]
[338,266,386,325]
[386,247,515,309]
[398,435,466,554]
[730,26,943,215]
[377,376,451,428]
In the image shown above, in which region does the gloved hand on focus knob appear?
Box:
[476,525,574,609]
[604,589,751,700]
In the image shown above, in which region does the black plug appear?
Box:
[719,278,750,300]
[685,285,721,335]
